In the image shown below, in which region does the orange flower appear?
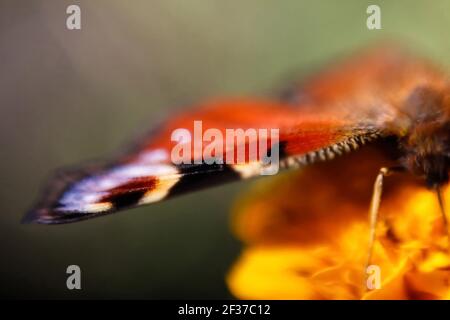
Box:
[227,146,450,300]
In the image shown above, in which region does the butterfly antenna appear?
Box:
[435,185,450,252]
[365,168,388,272]
[364,167,404,290]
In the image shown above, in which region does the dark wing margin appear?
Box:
[23,160,246,224]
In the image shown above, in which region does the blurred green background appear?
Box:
[1,0,450,299]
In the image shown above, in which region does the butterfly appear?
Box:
[24,45,450,265]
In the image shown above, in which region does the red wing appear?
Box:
[25,99,364,224]
[24,45,448,224]
[132,99,366,161]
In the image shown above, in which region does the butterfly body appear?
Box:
[393,86,450,187]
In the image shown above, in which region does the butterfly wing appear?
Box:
[25,46,447,224]
[284,46,449,130]
[25,99,370,224]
